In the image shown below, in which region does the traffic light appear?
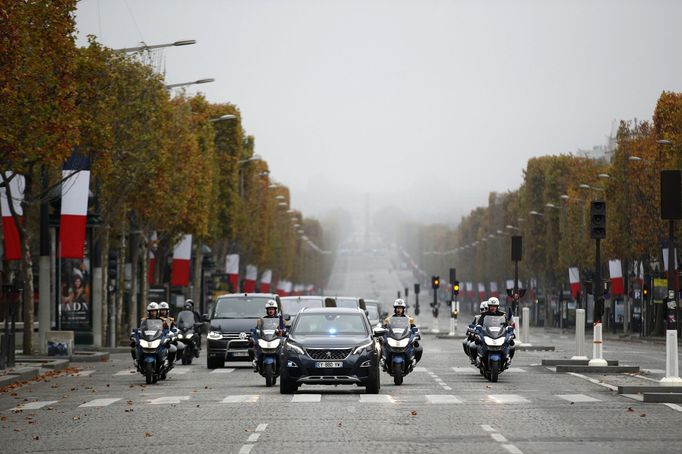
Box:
[590,201,606,239]
[414,283,420,295]
[452,280,460,296]
[431,275,440,289]
[643,284,649,299]
[107,250,118,292]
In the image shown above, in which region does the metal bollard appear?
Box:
[521,307,531,346]
[661,329,682,383]
[588,322,607,366]
[571,309,588,360]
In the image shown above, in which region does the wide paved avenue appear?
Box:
[2,248,681,453]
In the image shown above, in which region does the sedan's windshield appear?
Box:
[213,296,271,318]
[293,313,368,336]
[366,305,379,320]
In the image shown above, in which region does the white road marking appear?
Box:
[255,423,268,432]
[491,433,508,442]
[481,424,495,432]
[425,395,462,404]
[642,369,666,374]
[79,398,121,408]
[556,394,601,403]
[359,394,394,403]
[238,445,254,454]
[168,368,189,375]
[502,444,524,454]
[222,395,260,403]
[74,370,95,377]
[414,367,428,372]
[291,394,321,403]
[210,368,235,373]
[148,396,190,405]
[487,394,529,404]
[663,403,682,412]
[452,367,477,373]
[114,369,136,376]
[507,367,526,373]
[443,386,453,391]
[9,400,58,411]
[247,433,261,442]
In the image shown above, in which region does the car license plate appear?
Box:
[315,361,342,368]
[231,352,249,357]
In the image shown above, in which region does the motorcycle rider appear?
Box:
[473,301,488,325]
[383,298,423,363]
[131,302,160,363]
[251,300,286,372]
[478,297,515,361]
[158,301,178,366]
[465,301,489,363]
[183,299,203,350]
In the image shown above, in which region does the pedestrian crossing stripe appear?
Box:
[222,395,260,403]
[9,400,58,411]
[291,394,321,403]
[556,394,601,403]
[425,394,462,404]
[168,368,190,375]
[359,394,394,403]
[148,396,190,405]
[210,368,236,373]
[487,394,529,404]
[74,370,95,377]
[79,398,121,408]
[114,369,136,376]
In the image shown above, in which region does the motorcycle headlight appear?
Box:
[139,339,161,349]
[484,336,505,347]
[285,342,304,355]
[258,339,281,349]
[352,341,373,355]
[387,338,409,348]
[177,333,184,339]
[207,331,222,340]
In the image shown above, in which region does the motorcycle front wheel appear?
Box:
[490,360,500,383]
[144,362,154,385]
[265,363,275,387]
[393,362,403,386]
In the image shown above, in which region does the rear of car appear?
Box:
[205,293,278,368]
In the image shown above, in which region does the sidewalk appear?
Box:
[540,326,680,346]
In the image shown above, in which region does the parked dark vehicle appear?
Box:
[204,293,280,369]
[279,307,380,394]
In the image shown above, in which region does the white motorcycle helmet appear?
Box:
[479,301,489,313]
[159,301,169,310]
[265,300,278,313]
[147,302,159,317]
[487,297,500,308]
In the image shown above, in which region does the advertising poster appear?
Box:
[59,257,91,330]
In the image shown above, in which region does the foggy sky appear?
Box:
[75,0,682,228]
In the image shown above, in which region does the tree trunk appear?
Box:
[101,229,109,345]
[21,233,34,354]
[192,242,203,306]
[140,234,149,321]
[115,230,126,345]
[128,231,139,333]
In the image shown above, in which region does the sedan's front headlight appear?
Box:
[285,342,304,355]
[207,331,222,340]
[352,341,373,355]
[387,338,410,348]
[484,336,506,347]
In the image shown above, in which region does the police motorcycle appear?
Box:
[252,317,285,387]
[176,310,202,365]
[463,302,488,363]
[378,317,420,385]
[132,318,173,384]
[472,315,514,382]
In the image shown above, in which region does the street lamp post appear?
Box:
[113,39,196,53]
[165,78,215,90]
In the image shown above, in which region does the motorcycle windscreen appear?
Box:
[482,315,507,338]
[139,319,164,341]
[260,317,280,341]
[387,317,411,340]
[176,311,196,330]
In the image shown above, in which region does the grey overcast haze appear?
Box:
[75,0,682,227]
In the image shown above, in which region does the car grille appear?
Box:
[305,348,352,360]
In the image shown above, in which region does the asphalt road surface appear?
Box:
[2,247,681,453]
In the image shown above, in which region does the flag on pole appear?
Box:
[59,152,90,259]
[0,172,24,260]
[608,260,624,295]
[170,235,192,287]
[466,282,474,299]
[244,265,258,292]
[490,281,499,298]
[148,251,155,285]
[478,282,487,300]
[506,279,515,290]
[226,254,239,292]
[663,248,679,272]
[259,269,272,293]
[569,267,580,298]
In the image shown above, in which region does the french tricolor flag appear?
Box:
[466,282,474,299]
[170,235,192,287]
[569,267,580,298]
[490,281,499,298]
[59,153,90,259]
[226,254,239,292]
[148,251,156,285]
[608,260,624,295]
[244,265,258,293]
[0,172,24,260]
[478,282,487,300]
[259,269,272,293]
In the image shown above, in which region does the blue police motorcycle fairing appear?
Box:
[473,315,514,383]
[133,319,171,385]
[381,317,419,386]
